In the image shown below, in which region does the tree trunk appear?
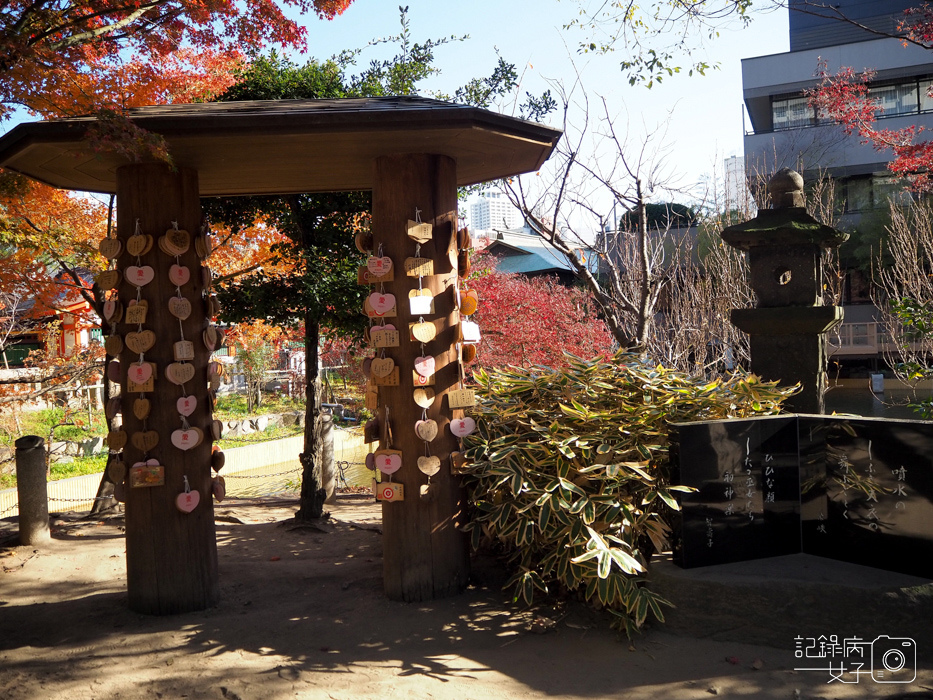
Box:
[89,371,117,516]
[296,314,326,522]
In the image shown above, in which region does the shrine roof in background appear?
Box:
[0,97,562,196]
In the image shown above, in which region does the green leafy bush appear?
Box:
[460,352,795,636]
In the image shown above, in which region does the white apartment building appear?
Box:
[469,190,523,234]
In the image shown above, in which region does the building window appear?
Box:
[772,96,814,130]
[842,177,872,212]
[850,324,870,345]
[870,83,919,117]
[921,79,933,112]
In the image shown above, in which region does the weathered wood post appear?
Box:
[115,163,219,614]
[372,154,470,601]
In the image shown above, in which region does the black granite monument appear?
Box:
[673,414,933,579]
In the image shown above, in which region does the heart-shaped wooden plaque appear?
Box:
[414,355,436,378]
[169,264,190,287]
[105,397,121,420]
[126,234,150,257]
[133,398,151,420]
[212,476,226,502]
[367,256,393,277]
[168,296,192,320]
[108,459,127,483]
[371,357,395,378]
[411,321,436,343]
[171,427,203,451]
[177,395,197,417]
[417,455,441,477]
[414,419,439,442]
[107,429,127,451]
[128,361,153,385]
[99,238,122,259]
[374,449,403,475]
[167,362,196,385]
[176,489,200,513]
[125,330,155,354]
[96,269,121,290]
[413,387,435,408]
[165,228,190,255]
[368,292,396,317]
[459,289,479,316]
[211,447,226,472]
[131,430,160,452]
[450,416,477,438]
[104,334,123,356]
[126,265,155,287]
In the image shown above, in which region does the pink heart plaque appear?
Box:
[371,323,396,333]
[126,265,155,287]
[414,355,435,378]
[368,292,396,316]
[175,489,200,513]
[376,452,402,475]
[177,395,197,417]
[450,417,476,438]
[103,300,117,320]
[169,264,190,286]
[171,428,201,451]
[128,362,152,384]
[367,256,393,276]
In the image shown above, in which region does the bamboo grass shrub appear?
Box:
[460,352,795,636]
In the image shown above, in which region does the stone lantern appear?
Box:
[721,169,848,414]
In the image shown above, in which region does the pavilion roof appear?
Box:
[0,96,562,196]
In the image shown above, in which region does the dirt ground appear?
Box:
[1,495,931,700]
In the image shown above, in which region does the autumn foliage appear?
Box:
[469,256,615,370]
[0,0,355,119]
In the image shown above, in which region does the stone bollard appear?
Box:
[322,411,336,504]
[15,435,50,545]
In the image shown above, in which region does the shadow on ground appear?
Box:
[1,497,931,700]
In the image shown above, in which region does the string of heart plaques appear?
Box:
[97,219,227,513]
[449,224,479,472]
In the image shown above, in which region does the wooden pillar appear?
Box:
[115,163,219,614]
[372,154,470,601]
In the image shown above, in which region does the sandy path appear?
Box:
[1,496,930,700]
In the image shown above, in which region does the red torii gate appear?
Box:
[0,97,560,613]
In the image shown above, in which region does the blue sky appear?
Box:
[303,0,791,197]
[1,0,793,215]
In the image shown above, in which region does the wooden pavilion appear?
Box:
[0,96,561,613]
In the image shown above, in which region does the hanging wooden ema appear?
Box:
[416,398,440,500]
[116,219,164,494]
[449,226,478,410]
[198,222,226,501]
[373,405,403,501]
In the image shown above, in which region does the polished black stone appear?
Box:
[672,414,933,579]
[672,415,800,568]
[799,416,933,579]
